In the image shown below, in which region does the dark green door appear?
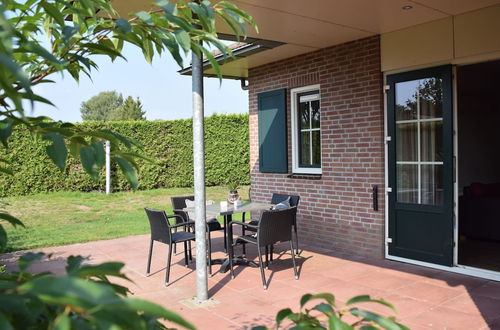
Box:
[387,65,454,266]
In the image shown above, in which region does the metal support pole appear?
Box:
[105,140,111,195]
[192,46,208,301]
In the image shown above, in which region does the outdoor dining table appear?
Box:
[183,201,273,273]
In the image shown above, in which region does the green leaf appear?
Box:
[82,43,125,60]
[328,315,351,330]
[18,252,45,272]
[80,146,98,179]
[0,120,13,148]
[43,133,68,170]
[18,275,119,310]
[199,47,222,81]
[313,302,333,314]
[0,313,14,330]
[20,41,62,66]
[136,11,152,23]
[0,226,7,252]
[65,255,87,274]
[174,30,190,53]
[118,298,196,330]
[115,18,131,33]
[0,54,31,93]
[70,262,128,280]
[52,313,71,330]
[346,295,395,312]
[349,308,403,330]
[0,213,24,228]
[276,308,293,326]
[92,141,105,168]
[113,157,138,189]
[300,293,335,308]
[40,2,65,26]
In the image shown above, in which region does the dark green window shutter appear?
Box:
[258,88,288,173]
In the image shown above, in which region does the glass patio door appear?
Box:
[387,66,454,266]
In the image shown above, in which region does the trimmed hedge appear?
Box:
[0,114,249,197]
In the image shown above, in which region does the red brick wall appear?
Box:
[248,36,385,257]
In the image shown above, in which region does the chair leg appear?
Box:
[183,241,188,267]
[146,239,153,275]
[223,221,227,253]
[165,244,173,286]
[242,217,246,256]
[173,227,177,254]
[229,242,235,279]
[290,240,298,280]
[257,246,267,290]
[270,245,274,262]
[264,245,269,268]
[207,231,212,276]
[188,240,192,261]
[294,224,299,254]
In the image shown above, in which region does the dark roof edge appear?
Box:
[178,36,285,79]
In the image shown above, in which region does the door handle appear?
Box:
[372,185,379,211]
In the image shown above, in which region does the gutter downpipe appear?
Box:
[192,42,208,301]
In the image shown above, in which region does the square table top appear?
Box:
[184,201,273,217]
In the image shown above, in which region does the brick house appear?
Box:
[180,2,500,281]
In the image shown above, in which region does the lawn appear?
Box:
[3,186,249,252]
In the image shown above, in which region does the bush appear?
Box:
[0,114,249,197]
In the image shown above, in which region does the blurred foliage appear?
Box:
[0,252,195,329]
[253,293,409,330]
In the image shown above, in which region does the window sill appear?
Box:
[287,173,322,180]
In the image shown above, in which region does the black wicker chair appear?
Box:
[242,193,301,259]
[171,196,225,273]
[229,207,299,290]
[144,208,195,286]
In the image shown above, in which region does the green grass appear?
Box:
[3,186,249,252]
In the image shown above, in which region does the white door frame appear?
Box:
[383,62,500,282]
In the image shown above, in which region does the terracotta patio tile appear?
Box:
[354,293,433,320]
[353,270,415,292]
[423,271,490,291]
[396,281,464,303]
[442,293,500,322]
[469,281,500,300]
[404,306,490,329]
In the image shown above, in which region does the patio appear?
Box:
[1,231,499,329]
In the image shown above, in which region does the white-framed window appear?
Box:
[291,84,321,174]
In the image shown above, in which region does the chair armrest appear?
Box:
[231,220,258,229]
[170,220,195,229]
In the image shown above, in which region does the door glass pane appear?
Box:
[300,131,310,165]
[421,165,443,205]
[299,102,309,129]
[397,164,418,203]
[421,121,443,161]
[396,122,418,161]
[312,130,321,165]
[311,100,320,128]
[395,75,444,205]
[419,78,442,119]
[396,80,418,121]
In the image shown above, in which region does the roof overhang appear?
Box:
[111,0,500,79]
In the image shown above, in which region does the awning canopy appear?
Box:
[112,0,500,78]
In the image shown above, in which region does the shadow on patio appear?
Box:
[1,232,499,329]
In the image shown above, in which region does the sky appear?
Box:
[30,44,249,123]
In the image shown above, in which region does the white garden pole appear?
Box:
[192,45,208,301]
[105,140,111,194]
